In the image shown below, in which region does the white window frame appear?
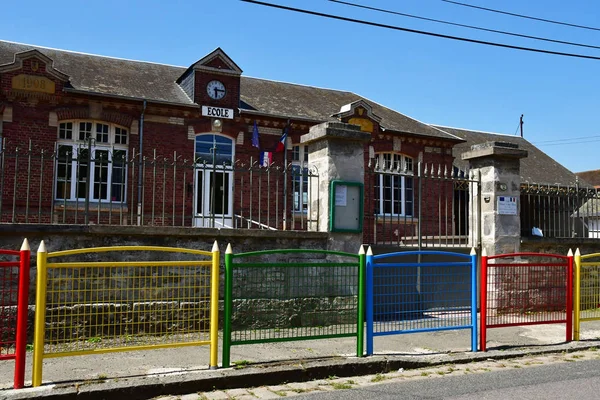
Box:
[55,120,128,202]
[374,153,414,217]
[193,134,235,227]
[292,144,309,214]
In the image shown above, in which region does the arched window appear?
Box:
[55,121,128,202]
[374,153,414,216]
[195,134,234,165]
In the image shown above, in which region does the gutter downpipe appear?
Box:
[137,100,147,225]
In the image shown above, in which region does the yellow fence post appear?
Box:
[574,248,581,341]
[210,241,220,369]
[32,241,48,387]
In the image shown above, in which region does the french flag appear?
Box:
[260,151,273,167]
[275,125,288,152]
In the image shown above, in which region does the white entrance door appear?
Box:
[194,167,233,228]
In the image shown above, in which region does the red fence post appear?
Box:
[14,239,30,389]
[480,249,488,352]
[566,249,573,343]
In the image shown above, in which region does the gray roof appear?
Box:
[0,40,460,141]
[576,170,600,188]
[239,77,459,140]
[434,125,583,187]
[0,41,194,105]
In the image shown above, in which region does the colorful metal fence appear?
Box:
[365,248,478,355]
[0,239,30,389]
[222,246,365,368]
[574,249,600,340]
[32,241,220,387]
[480,251,573,351]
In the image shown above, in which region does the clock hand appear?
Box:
[214,87,218,98]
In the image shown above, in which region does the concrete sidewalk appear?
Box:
[2,322,600,400]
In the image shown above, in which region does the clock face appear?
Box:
[206,80,226,100]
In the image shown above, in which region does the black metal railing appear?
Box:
[521,182,600,239]
[0,140,319,230]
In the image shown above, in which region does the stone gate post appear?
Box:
[462,141,528,257]
[301,122,370,253]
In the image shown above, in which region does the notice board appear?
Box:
[330,180,363,232]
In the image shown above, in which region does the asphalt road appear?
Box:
[292,357,600,400]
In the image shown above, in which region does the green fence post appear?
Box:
[222,243,233,368]
[357,245,365,357]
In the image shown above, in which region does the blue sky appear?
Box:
[2,0,599,173]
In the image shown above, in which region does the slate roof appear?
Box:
[0,41,194,105]
[433,125,584,187]
[238,77,459,140]
[0,40,461,142]
[576,170,600,188]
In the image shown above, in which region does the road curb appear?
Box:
[2,341,599,400]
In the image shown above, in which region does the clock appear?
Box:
[206,80,226,100]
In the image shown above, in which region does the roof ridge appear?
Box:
[1,39,187,69]
[351,94,461,138]
[432,124,523,139]
[242,75,354,95]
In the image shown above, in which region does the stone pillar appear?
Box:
[462,141,528,256]
[301,122,371,253]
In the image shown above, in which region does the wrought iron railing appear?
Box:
[365,161,480,248]
[520,182,600,239]
[0,139,319,230]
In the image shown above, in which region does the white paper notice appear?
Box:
[335,185,347,206]
[498,196,517,215]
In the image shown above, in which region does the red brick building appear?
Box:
[0,40,472,242]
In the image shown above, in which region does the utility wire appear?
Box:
[442,0,600,33]
[513,121,521,136]
[533,134,600,145]
[330,0,600,51]
[537,138,600,147]
[241,0,600,61]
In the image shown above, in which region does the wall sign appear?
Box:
[11,74,55,94]
[202,105,234,119]
[498,196,517,215]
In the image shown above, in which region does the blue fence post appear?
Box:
[366,246,374,356]
[470,247,478,352]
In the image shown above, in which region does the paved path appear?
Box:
[2,322,600,400]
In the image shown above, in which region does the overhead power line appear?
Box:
[329,0,600,51]
[537,138,600,147]
[241,0,600,61]
[442,0,600,33]
[533,134,600,145]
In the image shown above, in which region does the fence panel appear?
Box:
[0,140,319,231]
[0,239,30,389]
[574,250,600,340]
[365,248,477,355]
[222,246,365,368]
[481,251,573,351]
[364,161,480,248]
[32,242,219,387]
[520,183,599,239]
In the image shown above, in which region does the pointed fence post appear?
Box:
[566,249,574,343]
[470,247,477,352]
[14,238,30,389]
[574,248,581,341]
[32,240,48,387]
[365,246,374,356]
[210,241,220,369]
[480,248,488,352]
[222,243,233,368]
[357,245,365,357]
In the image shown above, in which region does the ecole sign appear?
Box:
[201,106,234,119]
